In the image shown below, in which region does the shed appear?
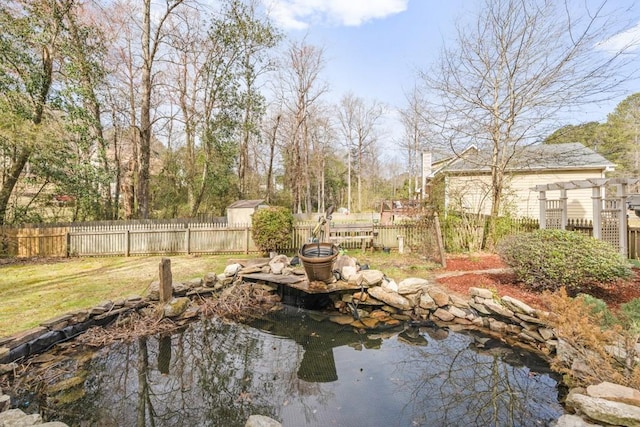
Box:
[226,199,268,225]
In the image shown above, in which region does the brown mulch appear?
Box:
[435,253,640,311]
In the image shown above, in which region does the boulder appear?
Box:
[224,263,242,277]
[501,295,536,315]
[469,287,494,299]
[367,287,413,311]
[357,270,385,286]
[449,294,469,308]
[341,266,358,281]
[381,278,399,293]
[567,392,640,427]
[334,255,357,273]
[203,272,218,287]
[397,277,429,295]
[481,300,515,319]
[163,297,190,318]
[432,308,455,322]
[428,288,450,307]
[419,293,437,310]
[587,382,640,407]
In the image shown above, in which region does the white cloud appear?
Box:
[596,21,640,52]
[265,0,408,30]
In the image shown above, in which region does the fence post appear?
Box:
[186,226,191,255]
[159,258,173,303]
[434,213,446,268]
[245,225,250,255]
[125,229,130,257]
[66,232,71,258]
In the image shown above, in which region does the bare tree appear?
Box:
[398,85,431,199]
[420,0,637,239]
[337,93,385,212]
[277,40,327,214]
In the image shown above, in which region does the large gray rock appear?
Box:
[587,382,640,407]
[567,392,640,426]
[428,287,450,307]
[469,287,493,299]
[245,415,282,427]
[0,408,42,425]
[501,295,536,315]
[367,287,413,311]
[419,293,436,310]
[482,300,515,319]
[356,270,384,286]
[381,278,399,293]
[397,277,429,295]
[224,263,242,277]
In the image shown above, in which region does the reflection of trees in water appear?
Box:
[395,330,560,426]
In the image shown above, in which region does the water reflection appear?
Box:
[15,308,564,427]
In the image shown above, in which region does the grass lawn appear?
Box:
[0,251,439,338]
[0,255,236,337]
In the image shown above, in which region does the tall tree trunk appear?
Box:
[138,0,152,219]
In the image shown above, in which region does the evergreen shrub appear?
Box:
[497,229,631,293]
[251,206,293,254]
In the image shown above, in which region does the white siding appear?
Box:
[445,169,607,221]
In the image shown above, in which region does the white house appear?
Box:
[430,143,615,221]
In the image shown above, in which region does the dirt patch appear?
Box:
[435,253,640,311]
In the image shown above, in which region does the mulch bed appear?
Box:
[435,253,640,310]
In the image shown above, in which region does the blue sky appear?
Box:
[265,0,640,148]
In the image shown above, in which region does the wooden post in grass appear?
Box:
[159,258,173,303]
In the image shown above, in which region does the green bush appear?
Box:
[251,206,293,254]
[497,229,632,293]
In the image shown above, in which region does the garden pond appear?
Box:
[8,306,565,426]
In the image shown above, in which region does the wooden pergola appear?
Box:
[533,178,640,255]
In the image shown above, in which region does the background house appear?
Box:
[430,143,614,221]
[226,199,268,225]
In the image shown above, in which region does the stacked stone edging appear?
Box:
[2,254,640,426]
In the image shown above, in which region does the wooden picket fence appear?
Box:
[0,219,437,258]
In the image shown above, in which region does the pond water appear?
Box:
[13,307,565,426]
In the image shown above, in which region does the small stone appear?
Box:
[397,277,429,295]
[419,293,436,310]
[520,328,545,342]
[487,318,508,333]
[514,312,548,325]
[0,363,18,375]
[358,270,384,286]
[341,266,358,281]
[538,327,555,341]
[469,287,494,299]
[203,272,218,287]
[384,318,401,326]
[353,292,368,302]
[432,308,455,322]
[449,294,469,308]
[270,262,285,275]
[381,278,398,293]
[501,295,536,315]
[367,287,413,310]
[184,278,203,288]
[428,288,450,307]
[447,306,468,319]
[482,300,514,319]
[361,318,379,328]
[0,409,42,425]
[163,297,190,318]
[224,263,242,277]
[469,301,491,315]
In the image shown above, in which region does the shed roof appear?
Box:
[439,142,614,174]
[227,199,266,209]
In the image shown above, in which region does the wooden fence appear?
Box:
[0,219,434,258]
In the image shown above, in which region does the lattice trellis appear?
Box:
[545,200,563,230]
[533,178,640,256]
[601,199,621,249]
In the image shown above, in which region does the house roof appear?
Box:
[438,142,614,174]
[227,199,266,209]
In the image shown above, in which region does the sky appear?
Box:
[263,0,640,156]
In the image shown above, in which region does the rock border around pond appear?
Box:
[2,253,640,427]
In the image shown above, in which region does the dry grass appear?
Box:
[0,255,234,337]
